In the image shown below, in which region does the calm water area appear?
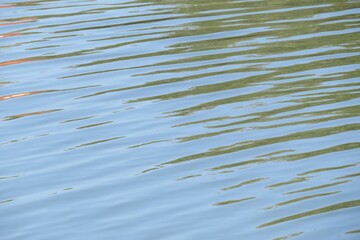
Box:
[1,0,360,239]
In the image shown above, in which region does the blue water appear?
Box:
[1,0,360,239]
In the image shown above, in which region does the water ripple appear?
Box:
[1,0,360,239]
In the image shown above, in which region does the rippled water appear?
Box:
[1,0,360,239]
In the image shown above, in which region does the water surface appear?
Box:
[1,0,360,239]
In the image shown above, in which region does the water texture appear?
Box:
[1,0,360,239]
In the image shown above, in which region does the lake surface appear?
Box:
[1,0,360,239]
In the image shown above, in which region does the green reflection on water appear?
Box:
[258,199,360,228]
